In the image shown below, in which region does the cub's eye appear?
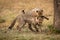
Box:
[36,11,39,12]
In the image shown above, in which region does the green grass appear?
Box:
[47,25,60,34]
[0,27,60,40]
[0,19,5,23]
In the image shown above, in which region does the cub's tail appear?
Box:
[8,18,17,29]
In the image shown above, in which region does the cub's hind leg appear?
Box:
[28,23,36,32]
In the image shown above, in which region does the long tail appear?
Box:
[8,10,25,30]
[8,18,17,29]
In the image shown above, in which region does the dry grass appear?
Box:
[0,0,56,40]
[0,28,60,40]
[0,0,54,27]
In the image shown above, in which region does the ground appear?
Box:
[0,27,60,40]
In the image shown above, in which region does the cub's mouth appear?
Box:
[37,16,49,20]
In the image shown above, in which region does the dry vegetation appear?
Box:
[0,0,54,26]
[0,0,60,40]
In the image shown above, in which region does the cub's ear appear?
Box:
[22,10,25,14]
[41,10,43,12]
[22,10,24,12]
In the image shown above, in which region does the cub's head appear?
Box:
[31,8,43,16]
